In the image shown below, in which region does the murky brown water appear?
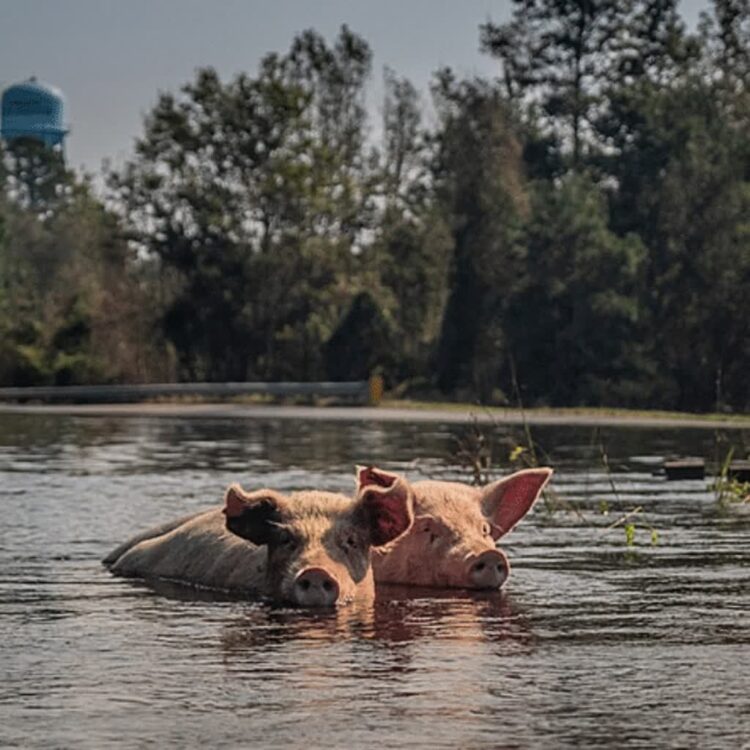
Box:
[1,413,748,749]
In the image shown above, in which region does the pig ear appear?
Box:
[355,465,402,492]
[480,468,553,540]
[354,471,414,547]
[223,484,288,546]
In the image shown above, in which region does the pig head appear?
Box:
[360,466,552,589]
[224,477,413,607]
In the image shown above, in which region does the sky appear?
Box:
[0,0,711,177]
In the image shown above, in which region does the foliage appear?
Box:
[507,174,646,406]
[108,27,380,382]
[431,72,529,401]
[713,446,750,505]
[480,0,622,167]
[0,8,748,414]
[0,145,165,386]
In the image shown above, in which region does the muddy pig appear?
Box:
[360,466,552,589]
[104,475,413,607]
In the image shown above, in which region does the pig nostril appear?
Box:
[474,562,485,572]
[298,579,311,591]
[322,580,333,592]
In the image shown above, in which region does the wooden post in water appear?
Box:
[727,461,750,483]
[663,458,705,481]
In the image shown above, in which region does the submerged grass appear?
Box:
[449,406,660,548]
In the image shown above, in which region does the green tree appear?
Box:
[508,174,645,405]
[0,173,161,386]
[358,70,452,385]
[481,1,695,172]
[605,71,750,409]
[110,27,376,381]
[699,0,750,89]
[430,72,529,401]
[481,0,624,168]
[324,291,397,381]
[598,0,750,411]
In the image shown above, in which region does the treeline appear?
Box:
[1,0,749,411]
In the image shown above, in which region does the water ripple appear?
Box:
[0,415,748,749]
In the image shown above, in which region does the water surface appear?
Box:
[1,414,748,748]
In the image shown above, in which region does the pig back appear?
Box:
[105,508,267,594]
[102,510,205,566]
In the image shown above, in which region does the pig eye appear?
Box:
[343,535,360,551]
[481,522,492,537]
[276,530,297,549]
[422,525,438,544]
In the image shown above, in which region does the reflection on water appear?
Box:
[0,413,749,748]
[219,587,529,649]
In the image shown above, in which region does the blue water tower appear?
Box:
[1,77,68,150]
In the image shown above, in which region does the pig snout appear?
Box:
[293,567,341,607]
[467,549,509,589]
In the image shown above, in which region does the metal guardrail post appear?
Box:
[368,374,384,406]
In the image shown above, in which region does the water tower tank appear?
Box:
[1,77,68,149]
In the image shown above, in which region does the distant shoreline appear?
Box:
[1,400,749,430]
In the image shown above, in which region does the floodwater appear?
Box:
[0,413,748,749]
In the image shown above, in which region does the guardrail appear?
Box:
[0,376,385,406]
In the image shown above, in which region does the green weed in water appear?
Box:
[451,407,660,548]
[624,524,636,547]
[712,442,750,506]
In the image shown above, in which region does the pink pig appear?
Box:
[361,466,552,589]
[104,476,413,607]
